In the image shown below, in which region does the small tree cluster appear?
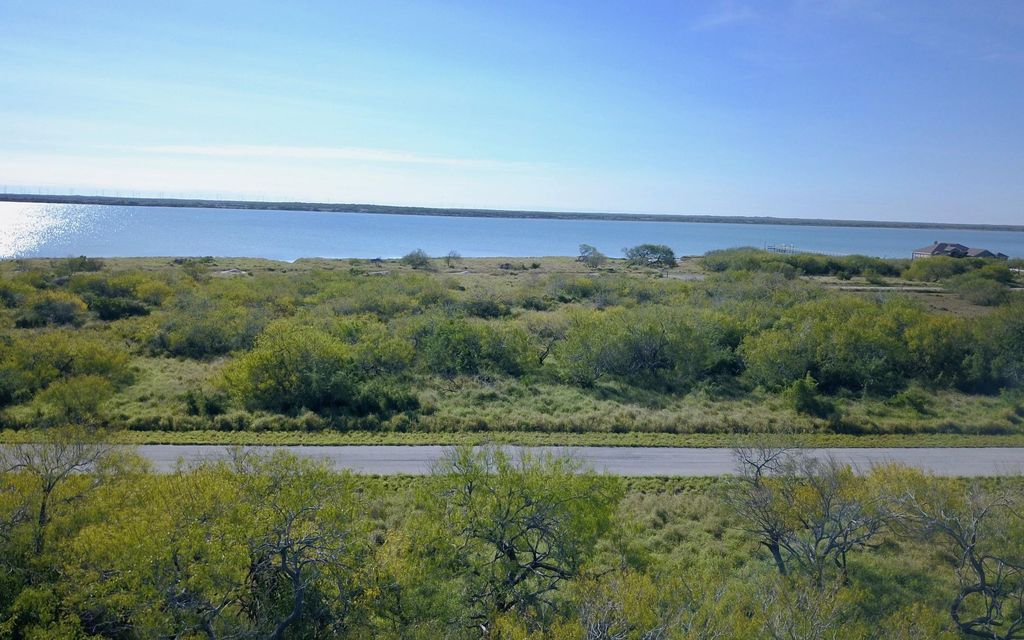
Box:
[577,244,607,268]
[624,243,676,268]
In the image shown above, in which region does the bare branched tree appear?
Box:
[731,446,889,586]
[237,453,363,640]
[434,446,620,633]
[896,484,1024,640]
[0,428,118,555]
[730,445,798,576]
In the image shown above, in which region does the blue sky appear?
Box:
[1,0,1022,223]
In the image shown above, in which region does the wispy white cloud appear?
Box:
[691,1,757,31]
[132,144,539,171]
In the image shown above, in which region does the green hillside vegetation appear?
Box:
[3,434,1024,638]
[0,249,1022,440]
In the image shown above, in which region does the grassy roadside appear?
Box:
[4,428,1024,448]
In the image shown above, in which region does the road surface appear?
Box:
[133,445,1024,476]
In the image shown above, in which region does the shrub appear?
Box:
[34,375,115,422]
[68,273,136,299]
[183,388,230,416]
[178,258,212,282]
[223,322,357,414]
[479,323,535,376]
[461,296,509,319]
[556,310,620,386]
[740,297,920,395]
[904,315,972,386]
[52,255,104,275]
[969,301,1024,389]
[702,248,905,278]
[783,374,835,418]
[401,249,432,269]
[946,272,1009,306]
[89,296,150,321]
[330,315,414,375]
[886,387,932,414]
[0,331,132,406]
[0,280,33,308]
[903,256,975,282]
[352,377,420,415]
[578,244,607,268]
[557,308,718,388]
[151,293,265,358]
[15,291,88,327]
[412,316,483,377]
[864,270,887,286]
[134,279,174,305]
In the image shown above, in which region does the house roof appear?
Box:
[913,241,967,255]
[913,241,1007,259]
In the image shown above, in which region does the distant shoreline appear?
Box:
[2,193,1023,232]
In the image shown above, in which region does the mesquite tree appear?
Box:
[731,446,889,586]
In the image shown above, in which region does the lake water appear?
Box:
[2,202,1023,260]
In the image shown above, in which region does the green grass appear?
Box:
[4,428,1024,448]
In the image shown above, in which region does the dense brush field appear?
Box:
[0,248,1022,441]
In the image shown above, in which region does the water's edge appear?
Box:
[4,193,1023,232]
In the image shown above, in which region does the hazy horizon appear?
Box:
[2,1,1023,224]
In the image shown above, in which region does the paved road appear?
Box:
[136,445,1024,476]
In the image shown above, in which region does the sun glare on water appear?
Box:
[0,203,88,259]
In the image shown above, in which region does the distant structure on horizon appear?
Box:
[912,241,1008,260]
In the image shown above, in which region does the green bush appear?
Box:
[479,323,535,376]
[902,256,1002,282]
[741,296,921,394]
[51,255,104,275]
[783,373,835,418]
[578,243,607,268]
[624,244,677,267]
[702,248,904,277]
[183,387,230,417]
[331,315,414,376]
[461,296,510,319]
[15,291,88,327]
[904,315,973,386]
[223,322,357,414]
[89,296,150,320]
[946,271,1010,306]
[557,308,719,388]
[0,279,33,308]
[969,302,1024,390]
[0,331,132,406]
[411,316,483,377]
[352,377,420,415]
[33,374,115,422]
[151,292,265,358]
[401,249,432,269]
[864,270,888,285]
[67,273,137,299]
